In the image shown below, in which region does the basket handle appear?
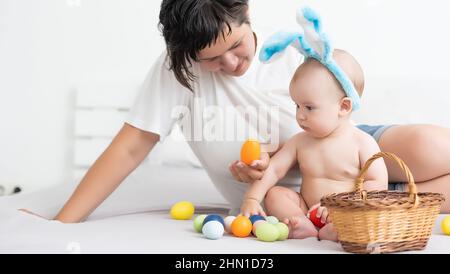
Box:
[355,152,419,206]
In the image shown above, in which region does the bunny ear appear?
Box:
[297,6,322,33]
[297,6,333,62]
[259,6,328,64]
[259,6,361,111]
[259,31,304,63]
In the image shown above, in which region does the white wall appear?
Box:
[1,0,450,193]
[254,0,450,77]
[0,0,164,192]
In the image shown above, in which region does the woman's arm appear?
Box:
[54,123,160,223]
[359,136,389,191]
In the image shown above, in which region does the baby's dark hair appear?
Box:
[158,0,250,91]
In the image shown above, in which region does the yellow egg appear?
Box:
[240,139,261,165]
[442,216,450,235]
[170,201,195,220]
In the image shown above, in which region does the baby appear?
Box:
[240,49,388,241]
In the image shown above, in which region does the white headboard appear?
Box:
[73,84,201,181]
[73,84,138,180]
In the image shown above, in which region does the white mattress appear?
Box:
[1,164,449,254]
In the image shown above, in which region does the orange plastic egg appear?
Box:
[240,139,261,165]
[231,215,252,238]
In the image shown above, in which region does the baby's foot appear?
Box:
[283,215,318,239]
[318,223,338,242]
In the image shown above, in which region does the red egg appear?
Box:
[309,208,325,228]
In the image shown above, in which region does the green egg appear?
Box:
[193,214,207,233]
[274,222,289,241]
[255,223,280,242]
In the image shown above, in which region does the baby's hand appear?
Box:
[307,203,331,225]
[229,152,270,184]
[240,198,266,218]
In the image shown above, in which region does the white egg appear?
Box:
[202,221,224,240]
[223,216,236,233]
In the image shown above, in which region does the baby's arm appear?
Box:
[358,135,389,191]
[241,135,299,216]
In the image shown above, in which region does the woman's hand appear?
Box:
[229,152,270,184]
[240,198,266,218]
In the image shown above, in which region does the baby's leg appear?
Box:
[264,186,306,219]
[318,223,338,242]
[264,186,318,239]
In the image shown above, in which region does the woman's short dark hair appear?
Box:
[159,0,250,91]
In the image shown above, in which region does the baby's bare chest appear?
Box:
[298,139,361,180]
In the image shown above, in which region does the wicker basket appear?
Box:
[321,152,445,254]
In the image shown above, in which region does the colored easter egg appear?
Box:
[170,201,195,220]
[231,215,252,237]
[249,214,266,224]
[202,221,224,240]
[309,208,325,228]
[240,139,261,165]
[255,223,280,242]
[193,214,207,233]
[224,216,236,233]
[442,216,450,235]
[252,220,266,235]
[274,222,289,241]
[203,214,225,227]
[265,216,279,224]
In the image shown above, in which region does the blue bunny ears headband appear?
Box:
[259,7,361,111]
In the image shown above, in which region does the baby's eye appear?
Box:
[231,43,241,50]
[306,106,314,111]
[295,103,299,109]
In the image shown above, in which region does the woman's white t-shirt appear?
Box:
[126,32,304,213]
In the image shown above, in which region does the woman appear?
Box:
[54,0,450,222]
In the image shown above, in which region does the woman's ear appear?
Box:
[339,97,353,116]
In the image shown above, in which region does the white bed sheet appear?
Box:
[1,164,449,254]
